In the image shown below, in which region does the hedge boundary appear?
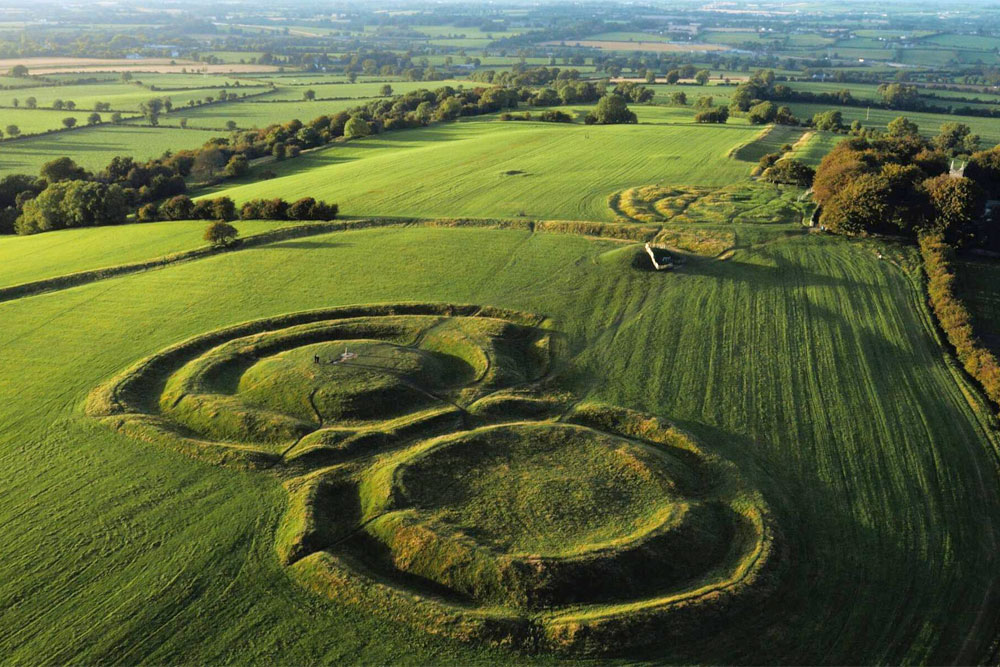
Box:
[919,232,1000,409]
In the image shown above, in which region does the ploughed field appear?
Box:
[1,218,1000,663]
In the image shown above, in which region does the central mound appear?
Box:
[359,421,735,610]
[238,340,470,424]
[396,423,690,556]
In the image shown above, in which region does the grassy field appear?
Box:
[1,222,999,662]
[785,102,1000,145]
[0,125,223,174]
[201,111,760,220]
[0,219,293,288]
[251,79,475,102]
[0,109,140,135]
[0,83,261,111]
[148,99,381,130]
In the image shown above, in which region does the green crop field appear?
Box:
[1,220,999,663]
[201,111,760,220]
[0,125,223,174]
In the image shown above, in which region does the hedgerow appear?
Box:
[920,232,1000,408]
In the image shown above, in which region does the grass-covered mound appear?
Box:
[282,404,781,656]
[87,299,780,655]
[86,303,552,468]
[611,182,813,227]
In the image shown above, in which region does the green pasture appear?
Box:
[730,124,806,162]
[0,125,222,174]
[149,99,381,130]
[202,110,760,220]
[0,222,998,663]
[785,102,1000,145]
[1,83,258,112]
[787,131,843,166]
[0,109,138,135]
[251,79,476,102]
[0,219,292,288]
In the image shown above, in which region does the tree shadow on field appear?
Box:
[626,417,956,665]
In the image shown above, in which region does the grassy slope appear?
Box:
[0,225,998,663]
[0,125,222,174]
[0,220,292,288]
[203,113,759,221]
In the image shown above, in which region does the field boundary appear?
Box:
[0,217,662,304]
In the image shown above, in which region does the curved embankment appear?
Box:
[0,218,660,304]
[85,302,784,656]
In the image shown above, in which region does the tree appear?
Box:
[934,122,979,155]
[272,141,287,160]
[645,70,656,84]
[695,70,711,85]
[212,197,237,221]
[695,95,713,110]
[303,89,316,101]
[110,112,123,124]
[586,94,637,125]
[87,113,101,126]
[665,69,680,84]
[9,64,28,77]
[887,116,920,138]
[812,109,844,132]
[967,146,1000,199]
[137,203,159,222]
[225,120,238,131]
[5,125,19,138]
[52,99,64,110]
[694,106,729,123]
[878,83,922,110]
[204,220,239,248]
[747,101,777,124]
[380,84,393,96]
[61,117,77,129]
[40,157,87,182]
[24,97,36,109]
[160,195,194,220]
[669,91,687,106]
[530,88,560,106]
[761,159,815,186]
[818,172,892,235]
[923,174,987,245]
[15,181,127,234]
[344,116,371,138]
[223,155,249,178]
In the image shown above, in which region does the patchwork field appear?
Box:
[201,113,760,220]
[1,222,999,663]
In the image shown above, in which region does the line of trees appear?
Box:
[813,132,994,247]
